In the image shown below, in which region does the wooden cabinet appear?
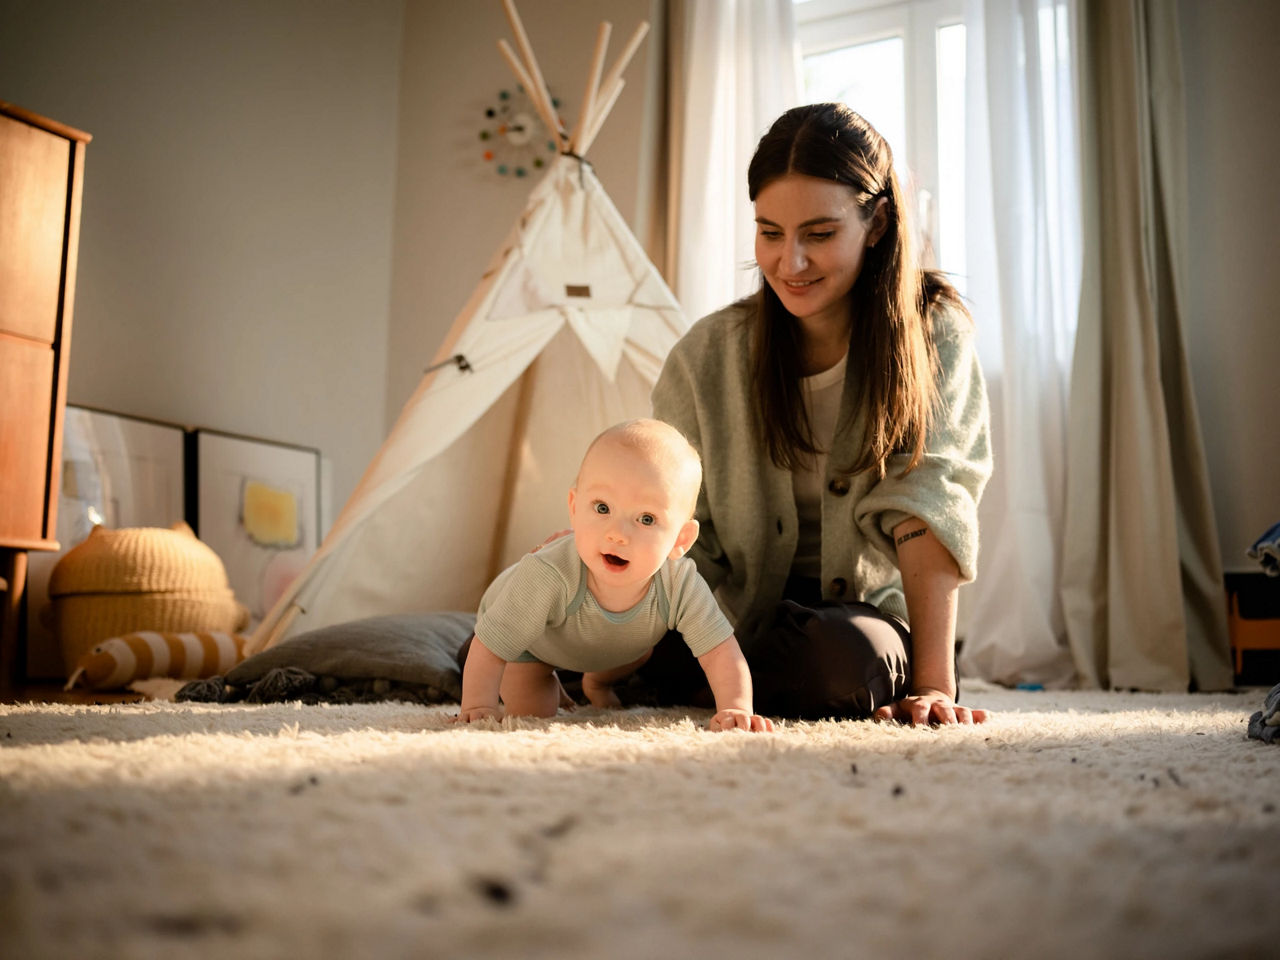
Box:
[0,101,90,689]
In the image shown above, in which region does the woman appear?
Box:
[647,102,992,725]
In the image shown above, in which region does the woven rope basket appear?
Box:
[48,522,249,675]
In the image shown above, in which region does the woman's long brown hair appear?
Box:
[746,103,964,477]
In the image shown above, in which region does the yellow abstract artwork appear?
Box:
[241,480,300,549]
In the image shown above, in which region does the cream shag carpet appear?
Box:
[2,684,1278,960]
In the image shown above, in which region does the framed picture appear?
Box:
[188,429,321,629]
[26,406,188,678]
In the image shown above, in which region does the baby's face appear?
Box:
[568,439,696,600]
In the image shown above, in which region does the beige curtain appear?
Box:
[1060,0,1233,691]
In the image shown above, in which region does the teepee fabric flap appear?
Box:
[358,310,565,497]
[566,306,632,381]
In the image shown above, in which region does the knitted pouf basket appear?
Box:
[48,522,249,675]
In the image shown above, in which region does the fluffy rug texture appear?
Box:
[2,684,1278,960]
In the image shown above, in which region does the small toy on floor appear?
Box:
[65,631,247,691]
[1247,681,1280,744]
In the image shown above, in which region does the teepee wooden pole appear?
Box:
[255,603,301,653]
[496,38,534,96]
[501,0,564,150]
[569,21,612,155]
[592,21,649,125]
[579,78,625,156]
[496,38,560,148]
[486,360,540,583]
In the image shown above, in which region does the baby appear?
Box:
[455,418,772,732]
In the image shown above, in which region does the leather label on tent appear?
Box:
[565,284,591,298]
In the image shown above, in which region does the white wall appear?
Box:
[385,0,661,422]
[0,0,403,512]
[4,0,1270,579]
[1179,0,1280,571]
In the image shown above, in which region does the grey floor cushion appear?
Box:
[177,612,474,705]
[1248,681,1280,744]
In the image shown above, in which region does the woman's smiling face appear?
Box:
[753,173,884,334]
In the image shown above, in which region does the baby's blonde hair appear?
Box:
[579,419,703,518]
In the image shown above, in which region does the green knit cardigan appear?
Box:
[651,298,992,649]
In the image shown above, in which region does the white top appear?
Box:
[474,535,733,672]
[791,352,848,578]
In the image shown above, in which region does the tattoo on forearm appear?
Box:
[896,528,927,547]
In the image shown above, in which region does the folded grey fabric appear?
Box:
[1247,521,1280,576]
[176,612,474,704]
[1247,681,1280,744]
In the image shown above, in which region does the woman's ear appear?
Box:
[669,518,700,559]
[867,196,890,248]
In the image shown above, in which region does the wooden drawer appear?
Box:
[0,332,57,543]
[0,113,70,344]
[0,101,88,688]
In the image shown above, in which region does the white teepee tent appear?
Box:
[246,2,685,654]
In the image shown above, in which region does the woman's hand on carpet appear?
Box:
[874,689,988,726]
[710,709,775,732]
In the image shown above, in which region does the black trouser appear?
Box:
[635,575,914,720]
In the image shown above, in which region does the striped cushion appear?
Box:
[65,631,248,691]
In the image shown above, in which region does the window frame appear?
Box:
[794,0,965,269]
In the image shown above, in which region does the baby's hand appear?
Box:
[452,705,501,724]
[709,709,774,732]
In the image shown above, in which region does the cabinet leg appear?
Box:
[1,550,29,692]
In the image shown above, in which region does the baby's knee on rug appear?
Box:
[499,663,563,717]
[581,672,624,708]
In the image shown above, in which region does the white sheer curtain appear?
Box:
[664,0,801,326]
[663,0,1090,687]
[957,0,1082,687]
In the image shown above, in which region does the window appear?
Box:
[794,0,966,287]
[802,36,908,181]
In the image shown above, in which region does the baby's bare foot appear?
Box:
[581,674,623,709]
